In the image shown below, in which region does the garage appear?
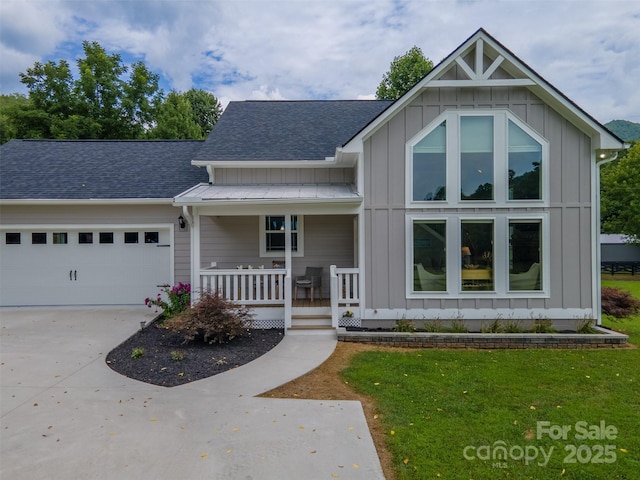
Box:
[0,226,172,306]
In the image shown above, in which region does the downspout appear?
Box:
[593,149,620,325]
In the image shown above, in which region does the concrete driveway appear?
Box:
[1,307,384,480]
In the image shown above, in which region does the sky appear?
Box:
[1,0,639,123]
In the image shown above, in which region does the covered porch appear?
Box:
[174,183,364,333]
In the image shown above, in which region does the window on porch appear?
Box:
[259,215,304,257]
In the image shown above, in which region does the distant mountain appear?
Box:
[605,120,640,142]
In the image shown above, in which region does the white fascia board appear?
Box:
[0,198,173,206]
[173,197,363,208]
[192,159,338,168]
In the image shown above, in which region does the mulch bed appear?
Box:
[105,321,284,387]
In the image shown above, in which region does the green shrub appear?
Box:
[602,286,640,318]
[481,318,502,333]
[394,318,416,333]
[575,316,596,334]
[163,290,253,345]
[131,347,145,359]
[502,319,525,333]
[170,350,185,361]
[450,318,468,333]
[424,318,443,332]
[532,318,555,333]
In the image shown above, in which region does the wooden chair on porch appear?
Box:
[294,267,323,302]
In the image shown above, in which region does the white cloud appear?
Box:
[1,0,638,122]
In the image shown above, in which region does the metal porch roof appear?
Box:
[174,183,361,204]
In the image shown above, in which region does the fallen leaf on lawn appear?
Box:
[529,405,536,410]
[201,453,208,459]
[374,382,380,386]
[619,448,628,453]
[390,430,395,435]
[403,458,409,465]
[373,414,379,420]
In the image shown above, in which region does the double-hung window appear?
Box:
[407,110,548,297]
[259,215,304,257]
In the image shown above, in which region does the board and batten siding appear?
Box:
[363,87,593,314]
[0,204,191,285]
[214,168,354,185]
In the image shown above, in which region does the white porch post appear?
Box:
[330,265,339,328]
[284,213,293,330]
[191,208,201,303]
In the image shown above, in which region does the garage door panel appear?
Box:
[0,228,172,306]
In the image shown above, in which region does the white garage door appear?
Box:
[0,227,172,306]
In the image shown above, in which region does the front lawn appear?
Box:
[342,279,640,479]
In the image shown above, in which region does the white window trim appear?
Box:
[406,109,549,208]
[259,215,304,258]
[406,213,549,299]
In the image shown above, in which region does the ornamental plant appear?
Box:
[162,290,253,345]
[144,282,191,319]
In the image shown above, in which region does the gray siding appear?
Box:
[364,87,594,313]
[0,204,191,284]
[199,214,355,292]
[215,168,354,185]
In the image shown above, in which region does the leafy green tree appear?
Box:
[148,91,201,139]
[0,94,31,143]
[601,142,640,243]
[13,41,163,140]
[183,88,222,137]
[376,46,434,100]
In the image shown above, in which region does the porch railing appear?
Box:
[330,266,361,328]
[200,268,286,305]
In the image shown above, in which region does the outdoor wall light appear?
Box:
[178,215,186,229]
[140,320,146,330]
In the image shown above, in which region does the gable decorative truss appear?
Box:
[430,37,535,88]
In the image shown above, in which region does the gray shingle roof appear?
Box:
[195,100,393,161]
[0,139,206,200]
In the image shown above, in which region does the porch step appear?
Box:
[291,315,332,328]
[287,325,336,336]
[290,313,334,335]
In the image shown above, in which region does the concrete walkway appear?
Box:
[1,307,385,480]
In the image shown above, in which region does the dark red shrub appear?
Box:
[163,290,253,344]
[601,287,640,318]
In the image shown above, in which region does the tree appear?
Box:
[13,41,162,140]
[376,46,434,100]
[148,89,222,139]
[148,91,201,139]
[183,88,222,137]
[601,141,640,243]
[0,94,31,143]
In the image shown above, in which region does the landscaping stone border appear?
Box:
[337,326,629,349]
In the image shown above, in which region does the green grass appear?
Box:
[343,279,640,479]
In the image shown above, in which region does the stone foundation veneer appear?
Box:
[337,327,629,349]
